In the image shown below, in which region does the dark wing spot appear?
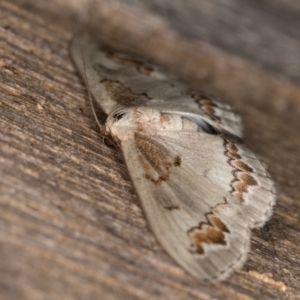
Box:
[240,173,258,186]
[226,143,241,159]
[188,214,229,255]
[112,112,127,121]
[174,156,181,167]
[160,113,170,124]
[233,161,254,173]
[200,122,220,135]
[210,215,230,233]
[164,205,180,210]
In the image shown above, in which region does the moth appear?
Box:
[70,35,276,282]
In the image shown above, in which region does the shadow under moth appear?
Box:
[70,35,276,282]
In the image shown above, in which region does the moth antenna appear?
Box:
[77,33,109,137]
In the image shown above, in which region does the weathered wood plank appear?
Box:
[0,1,299,299]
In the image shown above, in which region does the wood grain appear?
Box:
[1,1,299,299]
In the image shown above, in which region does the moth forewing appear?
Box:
[120,130,253,281]
[70,35,276,282]
[70,35,121,115]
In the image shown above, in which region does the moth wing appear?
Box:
[70,35,126,114]
[70,34,175,115]
[70,35,242,138]
[147,93,243,139]
[120,131,275,281]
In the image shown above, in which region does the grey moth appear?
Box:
[70,35,276,282]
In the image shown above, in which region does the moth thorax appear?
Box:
[106,107,162,139]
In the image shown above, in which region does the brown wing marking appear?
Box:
[134,133,181,185]
[191,94,221,122]
[224,139,258,201]
[98,78,151,106]
[188,212,230,255]
[104,49,154,75]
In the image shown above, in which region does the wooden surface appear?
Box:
[1,1,300,299]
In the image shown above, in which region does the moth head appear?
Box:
[106,107,161,140]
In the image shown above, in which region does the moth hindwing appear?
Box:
[70,35,276,282]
